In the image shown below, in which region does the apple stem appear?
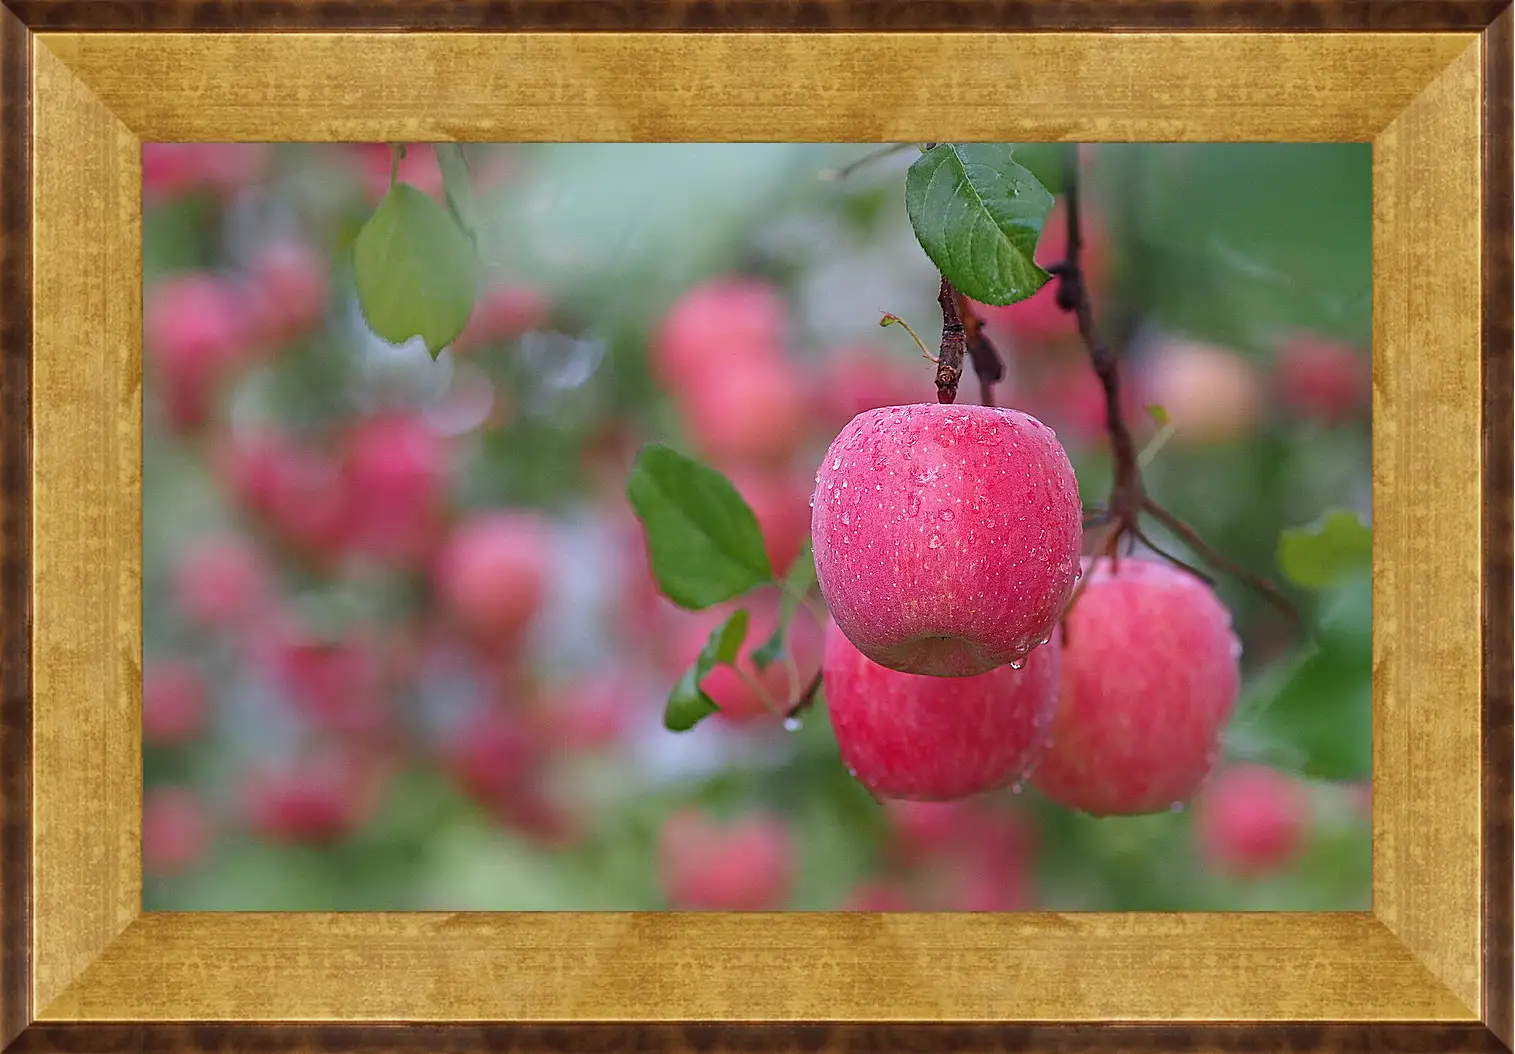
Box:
[934,276,967,404]
[1052,149,1301,630]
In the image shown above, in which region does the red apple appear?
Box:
[726,467,814,577]
[452,282,552,354]
[171,534,269,630]
[1139,338,1263,446]
[341,413,449,566]
[433,512,552,649]
[811,403,1082,677]
[657,809,795,910]
[242,750,383,846]
[1274,333,1371,425]
[682,356,806,471]
[823,620,1060,801]
[246,241,331,345]
[144,272,254,431]
[651,278,788,395]
[1031,557,1241,816]
[1194,764,1312,878]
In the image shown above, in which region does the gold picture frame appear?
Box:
[1,3,1510,1051]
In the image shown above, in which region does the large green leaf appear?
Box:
[905,143,1055,307]
[625,444,774,610]
[1277,510,1371,591]
[352,182,478,358]
[434,144,483,249]
[664,609,750,732]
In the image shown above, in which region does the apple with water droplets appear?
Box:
[822,619,1061,801]
[1031,557,1241,816]
[811,404,1082,677]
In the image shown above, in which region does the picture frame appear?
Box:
[1,2,1510,1051]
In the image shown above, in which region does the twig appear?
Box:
[935,276,966,404]
[820,143,914,182]
[880,313,938,363]
[954,291,1006,408]
[1141,499,1302,627]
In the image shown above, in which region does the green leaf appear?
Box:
[751,539,816,672]
[625,444,774,610]
[352,182,479,358]
[1147,404,1171,427]
[905,143,1055,307]
[1002,143,1073,197]
[1278,510,1372,591]
[664,609,750,732]
[434,144,483,249]
[1232,572,1371,780]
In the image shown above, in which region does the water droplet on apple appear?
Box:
[1011,782,1024,795]
[939,509,954,522]
[1009,658,1024,670]
[907,493,921,518]
[927,535,942,549]
[783,716,803,732]
[1169,801,1186,813]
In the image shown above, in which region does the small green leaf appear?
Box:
[1147,404,1171,427]
[905,143,1055,307]
[352,182,479,358]
[625,444,774,610]
[1278,510,1372,591]
[434,144,483,249]
[1233,572,1371,780]
[665,609,750,732]
[751,539,816,673]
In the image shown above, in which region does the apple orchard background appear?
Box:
[141,143,1373,913]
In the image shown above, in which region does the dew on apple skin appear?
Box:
[1169,801,1186,813]
[907,493,921,518]
[782,716,803,732]
[927,535,942,549]
[1009,658,1024,670]
[832,457,841,470]
[1011,782,1024,795]
[939,509,954,522]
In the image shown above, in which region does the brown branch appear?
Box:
[1141,499,1302,627]
[935,276,966,404]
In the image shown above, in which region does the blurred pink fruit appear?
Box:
[1194,765,1312,878]
[247,241,330,344]
[542,673,635,752]
[884,800,973,864]
[143,143,270,204]
[683,356,807,471]
[341,413,449,566]
[813,347,926,431]
[1139,338,1264,446]
[145,272,255,431]
[243,751,382,846]
[651,278,789,395]
[142,787,210,876]
[268,630,391,737]
[171,534,269,629]
[352,143,445,203]
[434,512,552,650]
[1274,333,1371,425]
[142,659,208,747]
[657,809,795,910]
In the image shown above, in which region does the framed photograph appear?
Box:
[1,2,1510,1052]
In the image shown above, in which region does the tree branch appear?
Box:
[935,276,966,404]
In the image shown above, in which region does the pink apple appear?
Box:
[1194,764,1312,878]
[434,512,552,649]
[823,620,1060,801]
[651,278,788,395]
[246,241,330,344]
[341,413,449,566]
[142,787,210,876]
[540,673,636,752]
[813,346,927,432]
[1274,333,1371,425]
[351,143,446,203]
[144,272,254,431]
[657,809,795,910]
[811,403,1082,677]
[171,534,269,630]
[242,751,382,846]
[1031,557,1241,816]
[884,799,974,863]
[142,144,270,204]
[142,659,208,747]
[1139,338,1264,445]
[443,704,547,807]
[683,356,807,471]
[268,629,390,737]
